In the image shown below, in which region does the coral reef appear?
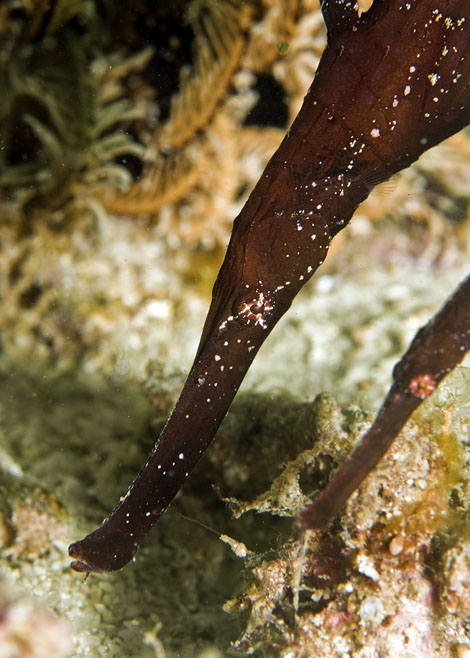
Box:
[0,0,469,376]
[0,577,72,658]
[0,0,469,656]
[1,312,470,655]
[224,370,470,657]
[0,358,243,657]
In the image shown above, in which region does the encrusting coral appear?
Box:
[224,371,470,657]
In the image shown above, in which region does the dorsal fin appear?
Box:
[320,0,360,39]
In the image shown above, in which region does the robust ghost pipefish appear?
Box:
[298,272,470,530]
[69,0,470,573]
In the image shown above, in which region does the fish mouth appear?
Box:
[68,526,137,573]
[68,540,99,574]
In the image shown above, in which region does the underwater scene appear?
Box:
[0,1,470,656]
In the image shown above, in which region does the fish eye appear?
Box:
[233,289,274,328]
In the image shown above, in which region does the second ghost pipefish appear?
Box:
[298,272,470,530]
[69,0,470,573]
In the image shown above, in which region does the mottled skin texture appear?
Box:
[298,272,470,529]
[69,0,470,573]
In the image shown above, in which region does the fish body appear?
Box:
[69,0,470,573]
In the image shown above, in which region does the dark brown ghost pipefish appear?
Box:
[69,0,470,573]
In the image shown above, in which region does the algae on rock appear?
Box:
[223,367,470,657]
